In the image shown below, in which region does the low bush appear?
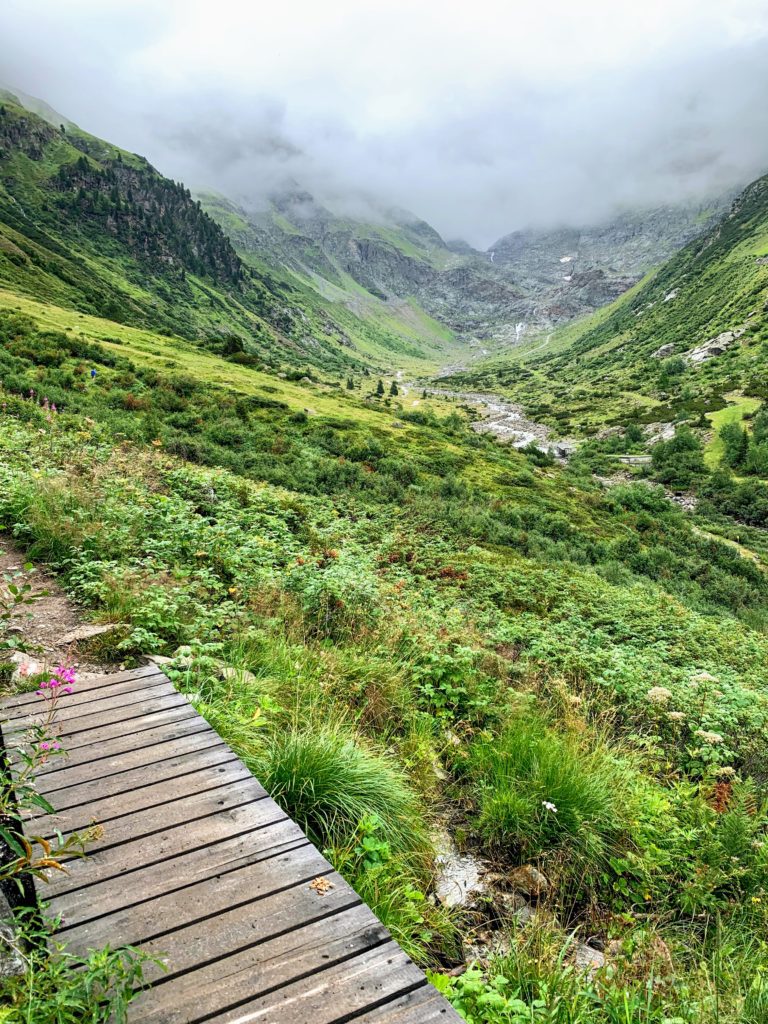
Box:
[462,713,634,873]
[248,725,431,863]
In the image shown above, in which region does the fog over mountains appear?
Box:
[2,0,768,245]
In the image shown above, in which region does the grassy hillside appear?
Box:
[450,175,768,436]
[1,91,768,1024]
[0,93,464,375]
[2,294,768,1022]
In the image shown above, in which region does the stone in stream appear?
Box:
[571,941,606,975]
[509,864,550,897]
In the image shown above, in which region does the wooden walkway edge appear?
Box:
[1,666,462,1022]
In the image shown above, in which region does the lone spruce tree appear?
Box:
[376,379,385,397]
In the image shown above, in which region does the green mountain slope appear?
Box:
[2,87,768,1024]
[451,174,768,435]
[0,91,466,373]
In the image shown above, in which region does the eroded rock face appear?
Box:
[652,343,675,359]
[686,328,745,363]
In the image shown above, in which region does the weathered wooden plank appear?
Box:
[45,790,290,897]
[57,692,189,738]
[1,664,162,710]
[39,774,272,872]
[2,691,190,743]
[37,730,227,798]
[1,671,166,718]
[29,760,253,840]
[39,703,196,755]
[28,743,240,824]
[58,845,340,960]
[204,942,424,1024]
[33,715,217,781]
[46,819,307,925]
[3,698,194,749]
[2,679,175,725]
[128,904,387,1024]
[354,986,459,1022]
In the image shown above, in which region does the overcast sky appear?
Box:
[2,0,768,246]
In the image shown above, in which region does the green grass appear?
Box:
[247,725,431,859]
[705,393,762,468]
[462,714,634,871]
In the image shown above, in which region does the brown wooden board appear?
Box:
[1,664,163,711]
[47,814,302,910]
[45,799,296,898]
[353,987,459,1022]
[0,668,462,1022]
[29,762,253,840]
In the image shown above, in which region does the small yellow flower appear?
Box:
[228,586,238,595]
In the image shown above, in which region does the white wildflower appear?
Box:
[694,729,724,745]
[647,686,672,704]
[666,711,686,722]
[690,671,719,685]
[542,801,558,813]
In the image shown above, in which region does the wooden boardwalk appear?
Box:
[1,665,461,1023]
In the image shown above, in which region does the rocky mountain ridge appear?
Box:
[202,179,733,353]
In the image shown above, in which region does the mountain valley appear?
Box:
[1,83,768,1024]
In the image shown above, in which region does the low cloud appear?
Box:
[2,0,768,246]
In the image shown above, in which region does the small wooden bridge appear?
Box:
[1,665,461,1022]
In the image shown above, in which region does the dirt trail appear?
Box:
[0,537,121,676]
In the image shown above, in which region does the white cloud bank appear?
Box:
[1,0,768,244]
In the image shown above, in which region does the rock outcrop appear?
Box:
[686,327,745,363]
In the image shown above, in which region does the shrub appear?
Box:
[463,714,634,871]
[249,726,431,862]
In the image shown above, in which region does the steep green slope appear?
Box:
[2,293,768,1023]
[451,175,768,435]
[0,92,464,373]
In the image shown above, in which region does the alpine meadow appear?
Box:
[1,5,768,1022]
